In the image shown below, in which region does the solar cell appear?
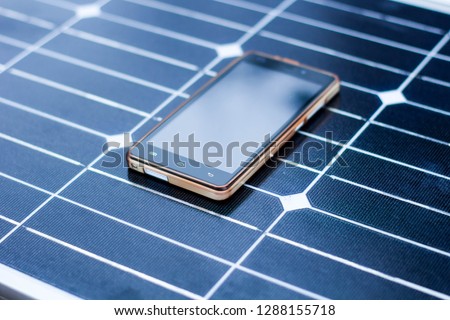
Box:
[0,42,23,64]
[376,103,450,142]
[403,78,450,112]
[211,270,312,300]
[0,0,449,300]
[242,236,434,299]
[440,41,450,55]
[285,0,442,50]
[0,0,73,24]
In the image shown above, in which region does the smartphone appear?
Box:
[127,51,339,200]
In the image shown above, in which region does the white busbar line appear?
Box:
[371,120,450,146]
[0,151,106,245]
[63,27,200,72]
[34,47,189,98]
[237,0,296,45]
[25,227,203,300]
[100,12,218,50]
[328,174,450,218]
[126,0,250,32]
[9,68,151,117]
[261,30,409,76]
[88,167,259,231]
[407,100,450,117]
[0,132,82,167]
[303,0,444,34]
[0,15,81,75]
[309,206,450,258]
[0,215,19,226]
[268,233,450,300]
[274,157,450,218]
[0,6,55,30]
[0,96,109,140]
[298,129,450,182]
[398,31,450,91]
[216,0,439,54]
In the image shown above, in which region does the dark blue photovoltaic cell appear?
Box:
[420,58,450,83]
[403,78,450,112]
[71,18,217,68]
[0,72,143,135]
[272,209,450,294]
[25,198,229,296]
[60,171,261,262]
[376,104,450,143]
[285,0,441,50]
[308,176,450,253]
[0,176,48,222]
[0,0,74,24]
[337,0,450,30]
[92,150,284,230]
[0,42,22,64]
[0,229,185,299]
[43,33,197,90]
[245,0,284,7]
[0,103,105,165]
[0,220,15,239]
[301,109,364,142]
[243,237,433,299]
[280,134,342,171]
[243,36,406,91]
[265,18,423,71]
[354,125,450,176]
[440,42,450,56]
[326,85,380,119]
[328,150,450,212]
[212,270,312,300]
[102,1,244,44]
[0,138,81,192]
[246,160,317,196]
[0,17,50,43]
[0,0,449,301]
[14,54,170,113]
[161,0,265,26]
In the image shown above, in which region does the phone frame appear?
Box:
[127,51,340,200]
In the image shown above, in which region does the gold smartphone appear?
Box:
[127,51,339,200]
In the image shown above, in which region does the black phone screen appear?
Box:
[131,54,335,186]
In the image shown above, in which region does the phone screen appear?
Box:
[131,54,335,186]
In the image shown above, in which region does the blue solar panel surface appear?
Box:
[0,0,449,300]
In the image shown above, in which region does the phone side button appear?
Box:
[144,167,168,181]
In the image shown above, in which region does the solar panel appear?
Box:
[0,0,449,300]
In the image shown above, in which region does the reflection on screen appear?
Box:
[147,60,322,173]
